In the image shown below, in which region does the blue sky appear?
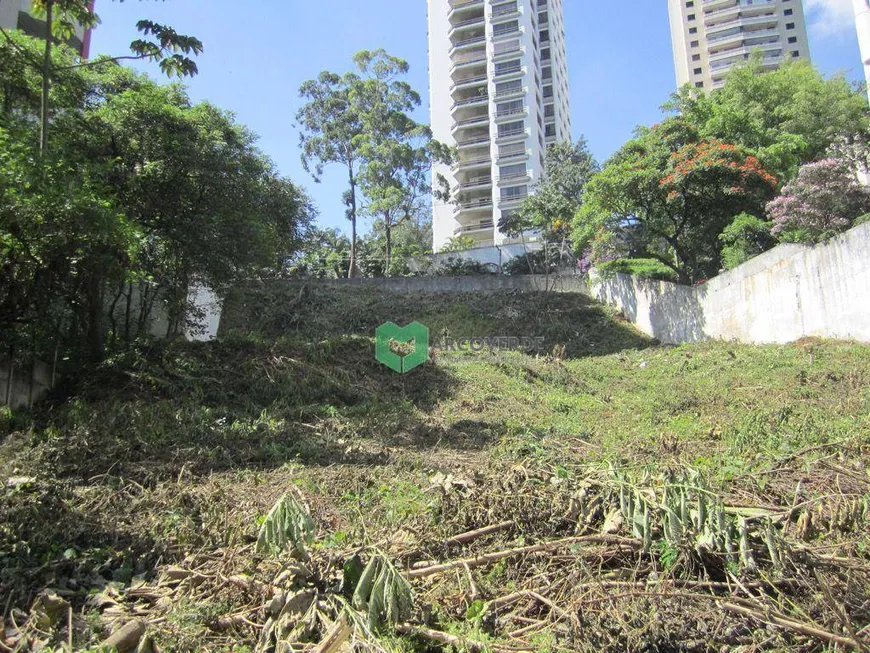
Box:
[89,0,866,235]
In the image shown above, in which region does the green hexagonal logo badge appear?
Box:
[375,322,429,373]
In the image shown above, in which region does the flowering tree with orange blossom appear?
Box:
[574,118,779,284]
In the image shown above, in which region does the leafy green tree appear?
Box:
[439,235,476,253]
[362,214,433,277]
[1,35,312,363]
[718,212,777,270]
[667,59,869,182]
[0,0,202,153]
[286,228,352,279]
[297,50,426,278]
[576,119,779,284]
[499,138,597,276]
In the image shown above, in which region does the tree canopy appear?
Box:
[666,59,869,182]
[575,59,869,283]
[575,119,778,283]
[297,49,442,278]
[0,32,313,364]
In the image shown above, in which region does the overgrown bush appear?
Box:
[503,248,571,276]
[719,213,777,270]
[434,257,497,276]
[596,258,678,282]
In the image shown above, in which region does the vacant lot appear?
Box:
[2,285,868,652]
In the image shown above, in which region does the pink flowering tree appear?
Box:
[766,158,870,243]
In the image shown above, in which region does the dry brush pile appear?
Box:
[4,453,868,653]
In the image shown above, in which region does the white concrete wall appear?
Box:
[185,284,222,342]
[590,222,870,344]
[410,240,543,271]
[0,358,51,409]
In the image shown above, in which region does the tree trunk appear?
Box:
[85,272,104,362]
[4,346,13,407]
[124,282,133,342]
[39,0,53,155]
[347,167,359,279]
[385,219,392,278]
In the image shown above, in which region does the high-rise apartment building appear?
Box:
[667,0,810,91]
[853,0,870,104]
[428,0,571,252]
[0,0,93,58]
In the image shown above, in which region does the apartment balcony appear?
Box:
[495,144,528,164]
[491,2,520,21]
[495,128,528,144]
[710,50,782,75]
[497,171,530,185]
[492,41,523,61]
[492,25,522,41]
[702,0,738,10]
[493,64,523,80]
[451,73,489,92]
[450,48,487,72]
[707,11,777,30]
[452,94,489,111]
[450,34,486,55]
[455,219,495,235]
[454,197,494,214]
[448,0,485,18]
[494,85,527,101]
[709,41,780,67]
[451,113,490,134]
[449,15,485,39]
[499,192,529,207]
[457,135,492,150]
[456,175,493,191]
[707,14,778,38]
[494,106,528,122]
[454,155,492,172]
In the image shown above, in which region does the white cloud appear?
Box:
[805,0,856,37]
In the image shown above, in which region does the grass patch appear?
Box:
[1,286,868,652]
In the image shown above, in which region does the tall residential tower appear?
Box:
[428,0,571,252]
[667,0,810,91]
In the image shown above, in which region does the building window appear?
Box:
[493,20,520,37]
[788,36,797,43]
[499,163,527,179]
[690,40,699,47]
[495,80,523,97]
[792,50,800,57]
[498,142,526,158]
[496,99,524,117]
[694,67,702,74]
[501,185,528,201]
[786,22,795,29]
[495,59,522,76]
[784,8,793,15]
[498,121,525,138]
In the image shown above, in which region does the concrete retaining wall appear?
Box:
[590,222,870,344]
[284,274,589,295]
[0,358,52,409]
